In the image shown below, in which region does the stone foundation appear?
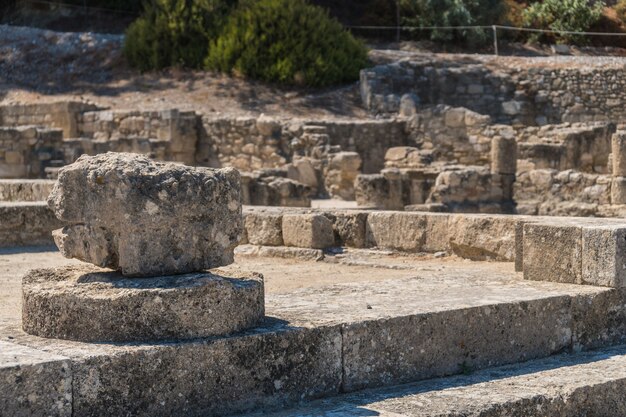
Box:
[22,265,264,342]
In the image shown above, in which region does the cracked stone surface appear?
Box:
[48,152,242,276]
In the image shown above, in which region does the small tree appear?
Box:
[523,0,605,44]
[123,0,236,71]
[205,0,368,87]
[400,0,506,46]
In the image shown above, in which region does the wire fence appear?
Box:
[7,1,626,54]
[346,24,626,55]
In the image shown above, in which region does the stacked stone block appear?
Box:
[22,152,265,342]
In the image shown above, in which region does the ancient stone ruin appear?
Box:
[22,152,264,342]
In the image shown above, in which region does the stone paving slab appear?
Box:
[2,249,626,416]
[0,340,71,417]
[256,345,626,417]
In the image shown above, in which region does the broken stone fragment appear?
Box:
[48,152,242,277]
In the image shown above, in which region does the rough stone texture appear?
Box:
[491,136,517,175]
[282,214,335,249]
[323,211,369,248]
[0,341,72,417]
[0,180,55,202]
[582,225,626,287]
[0,202,64,247]
[235,245,325,261]
[448,214,518,261]
[366,212,427,252]
[244,212,283,246]
[523,223,583,284]
[0,126,64,179]
[22,264,264,342]
[324,152,362,200]
[259,346,626,417]
[361,59,626,124]
[613,131,626,176]
[515,169,612,216]
[612,176,626,205]
[48,153,242,277]
[341,297,572,391]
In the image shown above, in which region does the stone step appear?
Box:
[5,258,626,416]
[255,344,626,416]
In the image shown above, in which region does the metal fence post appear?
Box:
[492,25,499,56]
[396,0,401,43]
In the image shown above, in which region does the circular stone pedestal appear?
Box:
[22,265,264,343]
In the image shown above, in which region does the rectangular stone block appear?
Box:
[282,214,335,249]
[612,176,626,205]
[422,213,451,252]
[69,326,342,416]
[612,132,626,176]
[448,214,517,261]
[341,297,572,391]
[48,153,242,277]
[244,212,283,246]
[0,341,71,417]
[0,202,64,247]
[323,211,369,248]
[491,136,517,175]
[582,226,626,287]
[366,212,427,252]
[523,223,582,284]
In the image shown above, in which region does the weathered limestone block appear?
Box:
[582,226,626,287]
[22,265,264,342]
[366,212,422,252]
[612,132,626,176]
[612,176,626,205]
[323,211,369,248]
[48,153,242,277]
[282,214,335,249]
[0,341,71,417]
[491,136,517,175]
[325,152,362,200]
[523,223,582,284]
[244,212,283,246]
[448,214,517,261]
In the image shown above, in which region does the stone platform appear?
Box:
[3,247,626,416]
[22,265,264,342]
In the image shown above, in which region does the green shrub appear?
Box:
[399,0,506,46]
[123,0,236,71]
[523,0,605,43]
[205,0,368,87]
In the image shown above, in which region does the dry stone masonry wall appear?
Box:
[361,60,626,125]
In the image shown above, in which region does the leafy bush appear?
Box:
[205,0,368,87]
[124,0,236,71]
[523,0,605,43]
[399,0,507,46]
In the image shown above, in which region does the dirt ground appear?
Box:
[4,24,626,121]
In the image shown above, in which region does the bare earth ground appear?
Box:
[4,24,626,121]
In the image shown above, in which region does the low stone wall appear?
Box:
[75,109,199,165]
[515,169,612,216]
[0,101,100,137]
[198,116,407,174]
[361,60,626,125]
[517,123,614,174]
[0,126,64,178]
[0,179,55,202]
[408,106,494,166]
[0,202,62,247]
